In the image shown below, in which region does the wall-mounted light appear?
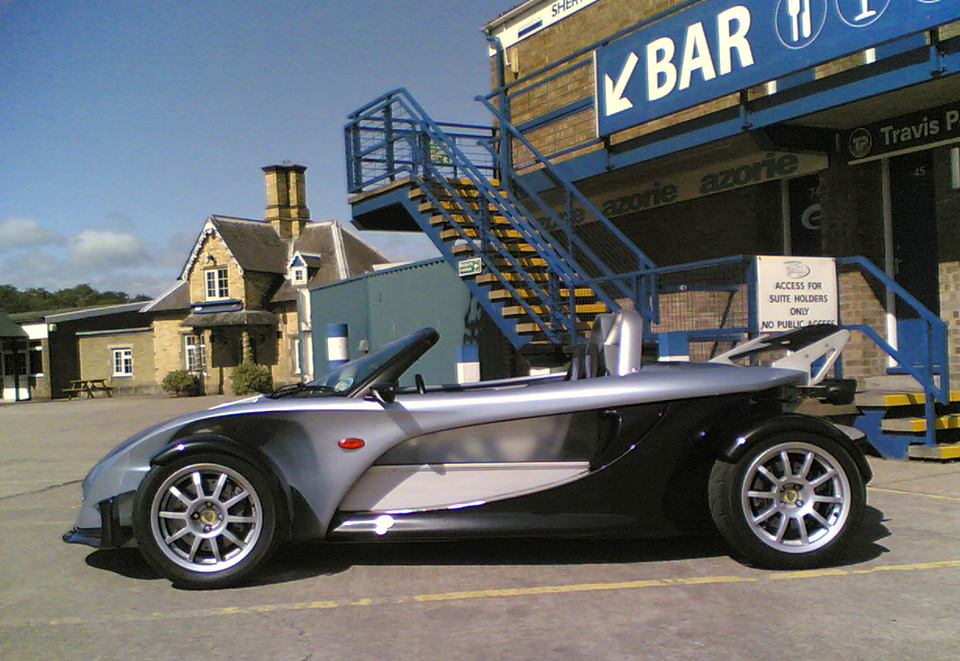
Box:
[206,254,216,264]
[951,147,960,190]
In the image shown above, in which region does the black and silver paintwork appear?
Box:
[65,311,876,588]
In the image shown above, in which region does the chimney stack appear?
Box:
[263,164,310,240]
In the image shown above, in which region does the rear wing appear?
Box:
[710,324,850,388]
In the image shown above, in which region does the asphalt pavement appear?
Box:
[1,395,959,660]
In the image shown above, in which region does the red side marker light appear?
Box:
[338,438,365,450]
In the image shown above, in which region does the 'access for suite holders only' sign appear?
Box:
[595,0,958,137]
[756,256,838,332]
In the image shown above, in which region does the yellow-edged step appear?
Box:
[908,443,960,461]
[881,413,960,433]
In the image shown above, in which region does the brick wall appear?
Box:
[78,329,156,394]
[613,180,783,265]
[187,233,244,305]
[837,270,889,379]
[271,300,300,385]
[496,0,915,168]
[935,145,960,376]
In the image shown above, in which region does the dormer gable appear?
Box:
[287,251,323,287]
[180,220,244,306]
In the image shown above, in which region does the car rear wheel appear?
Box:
[133,453,280,589]
[709,432,865,569]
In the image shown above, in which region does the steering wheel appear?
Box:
[415,374,426,394]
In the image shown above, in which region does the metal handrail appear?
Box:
[345,89,588,341]
[584,254,947,421]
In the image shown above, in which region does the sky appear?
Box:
[0,0,521,297]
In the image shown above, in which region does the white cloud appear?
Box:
[69,229,150,269]
[0,217,64,250]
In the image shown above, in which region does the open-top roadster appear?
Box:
[65,311,876,588]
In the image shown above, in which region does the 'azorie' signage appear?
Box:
[595,0,959,137]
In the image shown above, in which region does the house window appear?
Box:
[2,349,25,376]
[29,340,43,376]
[205,267,229,300]
[292,267,307,285]
[184,334,207,373]
[112,348,133,376]
[2,340,36,376]
[291,337,302,375]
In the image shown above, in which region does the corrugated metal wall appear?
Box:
[310,259,477,386]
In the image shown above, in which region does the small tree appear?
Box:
[161,370,202,397]
[230,363,272,395]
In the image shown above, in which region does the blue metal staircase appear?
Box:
[345,90,955,460]
[345,89,654,349]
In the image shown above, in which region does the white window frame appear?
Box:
[184,334,207,374]
[112,348,133,376]
[205,267,230,300]
[292,337,302,375]
[2,340,33,376]
[291,266,307,285]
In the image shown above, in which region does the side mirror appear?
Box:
[370,384,396,405]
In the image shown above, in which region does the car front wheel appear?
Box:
[132,453,280,589]
[709,432,865,569]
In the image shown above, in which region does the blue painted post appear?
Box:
[457,344,480,384]
[327,323,349,369]
[658,331,690,362]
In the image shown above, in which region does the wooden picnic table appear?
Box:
[65,379,114,399]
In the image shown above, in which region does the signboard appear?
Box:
[844,100,960,163]
[489,0,602,52]
[599,151,827,219]
[756,256,838,332]
[595,0,959,137]
[458,257,482,277]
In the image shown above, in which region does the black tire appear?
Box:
[709,431,865,569]
[132,453,280,589]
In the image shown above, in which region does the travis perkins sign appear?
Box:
[844,101,960,163]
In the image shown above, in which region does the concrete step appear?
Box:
[451,242,538,256]
[501,303,609,318]
[859,374,942,392]
[908,443,960,461]
[440,227,525,241]
[853,388,960,461]
[855,390,960,407]
[516,321,591,335]
[429,212,512,227]
[477,272,551,284]
[881,413,960,433]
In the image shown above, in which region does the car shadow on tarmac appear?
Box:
[82,506,891,589]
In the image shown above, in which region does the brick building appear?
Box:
[475,0,960,379]
[145,164,389,395]
[9,302,151,400]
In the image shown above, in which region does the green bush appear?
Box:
[161,370,202,397]
[230,363,273,395]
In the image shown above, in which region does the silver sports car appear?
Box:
[65,310,876,589]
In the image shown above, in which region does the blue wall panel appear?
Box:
[311,259,474,386]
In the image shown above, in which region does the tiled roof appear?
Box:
[211,216,288,274]
[141,281,190,313]
[271,222,390,303]
[0,310,28,338]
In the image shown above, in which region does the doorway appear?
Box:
[888,150,941,371]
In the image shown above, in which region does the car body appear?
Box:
[65,310,876,588]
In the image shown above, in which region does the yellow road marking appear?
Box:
[7,559,960,630]
[868,486,960,502]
